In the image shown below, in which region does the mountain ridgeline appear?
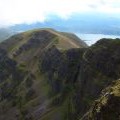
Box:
[0,29,120,120]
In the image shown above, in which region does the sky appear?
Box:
[0,0,120,27]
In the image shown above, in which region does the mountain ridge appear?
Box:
[0,29,120,120]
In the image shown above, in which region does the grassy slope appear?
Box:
[0,28,87,120]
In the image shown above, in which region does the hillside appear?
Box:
[0,28,14,42]
[0,29,87,120]
[0,29,120,120]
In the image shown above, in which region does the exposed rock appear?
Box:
[80,79,120,120]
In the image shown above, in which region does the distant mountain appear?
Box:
[0,28,120,120]
[0,28,14,42]
[1,13,120,44]
[10,13,120,36]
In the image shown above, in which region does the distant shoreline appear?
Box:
[76,33,120,46]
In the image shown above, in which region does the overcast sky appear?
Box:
[0,0,120,27]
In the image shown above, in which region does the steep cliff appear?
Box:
[80,79,120,120]
[76,38,120,117]
[39,38,120,120]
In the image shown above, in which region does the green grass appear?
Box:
[40,106,62,120]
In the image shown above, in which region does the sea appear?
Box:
[76,33,120,46]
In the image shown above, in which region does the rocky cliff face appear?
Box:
[80,79,120,120]
[39,38,120,120]
[0,29,120,120]
[76,38,120,117]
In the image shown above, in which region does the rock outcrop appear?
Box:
[80,79,120,120]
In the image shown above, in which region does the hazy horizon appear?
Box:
[0,0,120,45]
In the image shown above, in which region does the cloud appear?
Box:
[0,0,120,27]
